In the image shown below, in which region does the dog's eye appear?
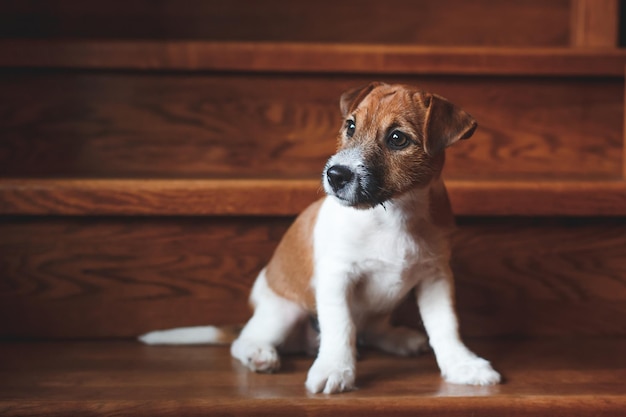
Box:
[387,131,410,150]
[346,120,356,138]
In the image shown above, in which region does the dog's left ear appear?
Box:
[417,93,477,156]
[340,82,384,117]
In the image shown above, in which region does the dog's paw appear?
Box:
[442,357,501,386]
[305,359,355,394]
[230,338,281,373]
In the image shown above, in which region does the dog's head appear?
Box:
[323,82,477,209]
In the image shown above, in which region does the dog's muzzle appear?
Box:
[322,149,384,208]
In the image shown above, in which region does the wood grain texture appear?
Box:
[0,0,571,46]
[0,179,324,216]
[1,74,622,180]
[451,217,626,337]
[570,0,619,47]
[1,179,626,216]
[3,41,626,75]
[0,339,625,416]
[0,217,287,339]
[447,180,626,216]
[0,217,624,339]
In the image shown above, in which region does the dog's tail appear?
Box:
[138,325,241,346]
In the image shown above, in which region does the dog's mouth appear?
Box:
[337,185,386,209]
[331,190,381,209]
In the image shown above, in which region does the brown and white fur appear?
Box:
[140,82,501,394]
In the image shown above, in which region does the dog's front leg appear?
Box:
[305,269,356,394]
[417,263,501,386]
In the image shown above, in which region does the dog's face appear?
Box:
[322,82,477,209]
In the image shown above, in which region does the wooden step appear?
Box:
[1,178,626,216]
[1,338,625,416]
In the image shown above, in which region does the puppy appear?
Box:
[140,82,501,394]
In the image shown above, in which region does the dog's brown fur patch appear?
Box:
[429,180,455,229]
[264,198,323,312]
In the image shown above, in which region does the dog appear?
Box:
[140,82,501,394]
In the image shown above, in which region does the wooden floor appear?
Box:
[1,338,625,416]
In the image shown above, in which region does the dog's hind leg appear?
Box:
[231,269,307,373]
[359,315,429,357]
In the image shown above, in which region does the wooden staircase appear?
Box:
[1,1,625,415]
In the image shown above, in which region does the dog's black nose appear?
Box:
[326,165,354,191]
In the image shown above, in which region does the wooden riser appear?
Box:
[1,339,625,416]
[0,62,623,181]
[1,217,624,340]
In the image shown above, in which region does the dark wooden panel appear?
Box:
[435,76,623,180]
[0,73,338,179]
[452,217,626,337]
[0,73,622,180]
[0,340,625,416]
[0,0,570,47]
[0,217,625,339]
[0,217,289,339]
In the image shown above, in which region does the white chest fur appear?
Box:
[312,189,447,323]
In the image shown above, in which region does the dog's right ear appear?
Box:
[340,82,384,117]
[416,92,478,156]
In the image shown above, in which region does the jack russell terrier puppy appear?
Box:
[140,82,501,394]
